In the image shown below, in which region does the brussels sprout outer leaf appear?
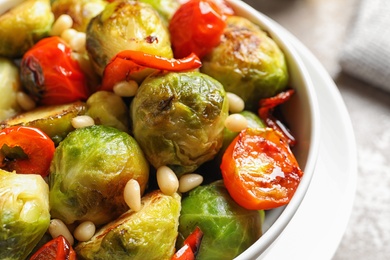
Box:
[49,125,149,225]
[0,170,50,260]
[220,128,303,210]
[100,51,201,91]
[178,181,262,259]
[75,191,181,260]
[0,126,55,177]
[30,235,76,260]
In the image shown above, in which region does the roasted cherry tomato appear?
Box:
[169,0,229,59]
[20,36,89,106]
[30,235,76,260]
[0,126,55,177]
[220,128,303,210]
[258,89,296,146]
[100,50,202,91]
[172,227,203,260]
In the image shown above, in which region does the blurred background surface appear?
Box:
[242,0,390,259]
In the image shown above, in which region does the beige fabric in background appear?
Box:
[340,0,390,92]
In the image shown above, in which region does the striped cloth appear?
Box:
[340,0,390,92]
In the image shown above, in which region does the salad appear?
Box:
[0,0,304,259]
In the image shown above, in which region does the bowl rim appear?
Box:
[226,1,321,259]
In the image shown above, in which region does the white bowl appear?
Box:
[227,0,321,258]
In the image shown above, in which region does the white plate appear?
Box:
[257,15,358,260]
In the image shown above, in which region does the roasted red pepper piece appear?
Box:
[258,89,296,146]
[0,126,55,177]
[30,235,76,260]
[100,51,202,91]
[169,0,229,59]
[172,226,204,260]
[20,36,89,106]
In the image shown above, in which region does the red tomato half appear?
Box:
[0,126,55,177]
[220,128,303,210]
[20,36,89,106]
[169,0,229,59]
[30,235,76,260]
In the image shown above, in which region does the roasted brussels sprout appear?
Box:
[178,180,263,259]
[49,125,149,225]
[0,169,50,259]
[51,0,107,32]
[131,71,229,176]
[201,16,289,110]
[0,0,54,58]
[138,0,180,24]
[86,0,173,76]
[86,91,130,133]
[76,191,181,260]
[0,58,21,121]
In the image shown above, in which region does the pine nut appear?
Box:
[73,221,96,242]
[50,14,73,36]
[124,179,142,211]
[61,28,78,45]
[226,92,245,113]
[16,91,36,111]
[179,173,203,193]
[49,219,74,245]
[71,115,95,129]
[113,80,139,97]
[224,113,248,132]
[69,32,86,53]
[156,166,179,196]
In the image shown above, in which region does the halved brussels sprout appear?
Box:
[51,0,107,32]
[201,16,289,110]
[130,71,229,176]
[76,191,181,260]
[49,125,149,225]
[0,0,54,58]
[86,0,173,76]
[178,180,263,259]
[0,57,21,121]
[86,91,130,133]
[138,0,180,24]
[0,170,50,260]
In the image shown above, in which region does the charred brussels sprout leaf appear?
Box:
[86,91,130,133]
[130,71,229,176]
[86,0,173,76]
[51,0,107,32]
[0,0,54,58]
[0,170,50,260]
[178,180,263,259]
[76,191,181,260]
[201,16,289,110]
[49,125,149,226]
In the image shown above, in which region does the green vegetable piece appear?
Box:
[139,0,180,25]
[130,71,229,176]
[0,169,50,260]
[201,16,289,110]
[49,125,149,225]
[0,0,54,58]
[178,180,263,259]
[51,0,107,32]
[0,57,22,121]
[76,191,181,260]
[86,91,130,133]
[86,0,173,76]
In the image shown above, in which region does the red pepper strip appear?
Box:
[258,89,296,146]
[172,226,204,260]
[0,126,55,177]
[30,235,76,260]
[100,51,202,91]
